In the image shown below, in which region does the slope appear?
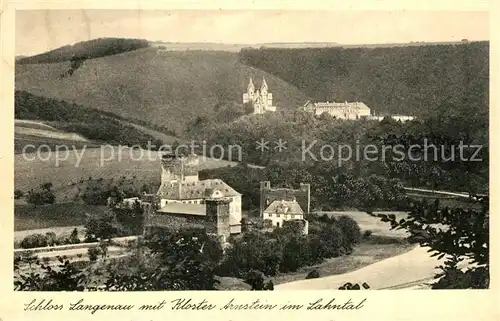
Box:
[16,47,311,135]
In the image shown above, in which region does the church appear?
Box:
[243,77,277,114]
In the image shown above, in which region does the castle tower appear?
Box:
[160,153,199,185]
[206,197,232,244]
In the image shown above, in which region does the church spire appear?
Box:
[261,77,268,91]
[248,77,255,93]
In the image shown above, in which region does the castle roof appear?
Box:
[264,200,304,215]
[156,178,241,200]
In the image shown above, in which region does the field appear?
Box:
[15,118,95,153]
[15,119,58,131]
[14,203,107,231]
[15,147,239,200]
[272,239,414,285]
[319,211,410,237]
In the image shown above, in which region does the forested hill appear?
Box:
[17,38,150,64]
[239,41,489,119]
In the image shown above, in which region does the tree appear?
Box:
[244,270,265,290]
[69,228,80,244]
[84,212,119,242]
[14,256,87,291]
[374,197,489,289]
[105,228,222,291]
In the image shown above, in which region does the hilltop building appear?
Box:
[141,153,242,243]
[243,77,277,114]
[303,100,371,119]
[369,115,416,122]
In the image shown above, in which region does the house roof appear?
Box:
[156,178,240,200]
[264,200,304,215]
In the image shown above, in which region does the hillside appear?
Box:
[16,47,311,135]
[14,90,173,152]
[239,41,489,119]
[17,38,149,64]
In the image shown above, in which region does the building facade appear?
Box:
[368,115,416,122]
[303,100,371,119]
[142,153,242,237]
[259,181,311,217]
[263,199,304,227]
[243,77,277,114]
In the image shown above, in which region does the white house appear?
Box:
[263,199,305,228]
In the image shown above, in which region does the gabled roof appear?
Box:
[157,178,241,200]
[264,200,304,215]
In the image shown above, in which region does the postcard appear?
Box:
[0,1,498,321]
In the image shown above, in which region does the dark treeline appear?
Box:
[17,38,150,65]
[200,161,409,213]
[239,42,489,119]
[15,90,167,148]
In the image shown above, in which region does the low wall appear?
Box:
[14,235,139,254]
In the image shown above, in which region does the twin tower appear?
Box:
[242,77,276,114]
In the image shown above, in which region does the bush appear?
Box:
[45,232,57,246]
[339,282,371,290]
[20,233,48,249]
[26,183,56,206]
[87,246,100,262]
[336,215,362,250]
[305,270,320,279]
[14,189,24,199]
[363,230,373,238]
[244,270,265,290]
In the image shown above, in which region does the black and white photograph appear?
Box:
[11,9,490,292]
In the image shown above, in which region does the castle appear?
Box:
[243,77,277,114]
[303,100,371,120]
[141,153,242,243]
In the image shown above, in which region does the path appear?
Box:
[275,246,459,290]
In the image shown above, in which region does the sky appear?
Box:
[15,10,489,56]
